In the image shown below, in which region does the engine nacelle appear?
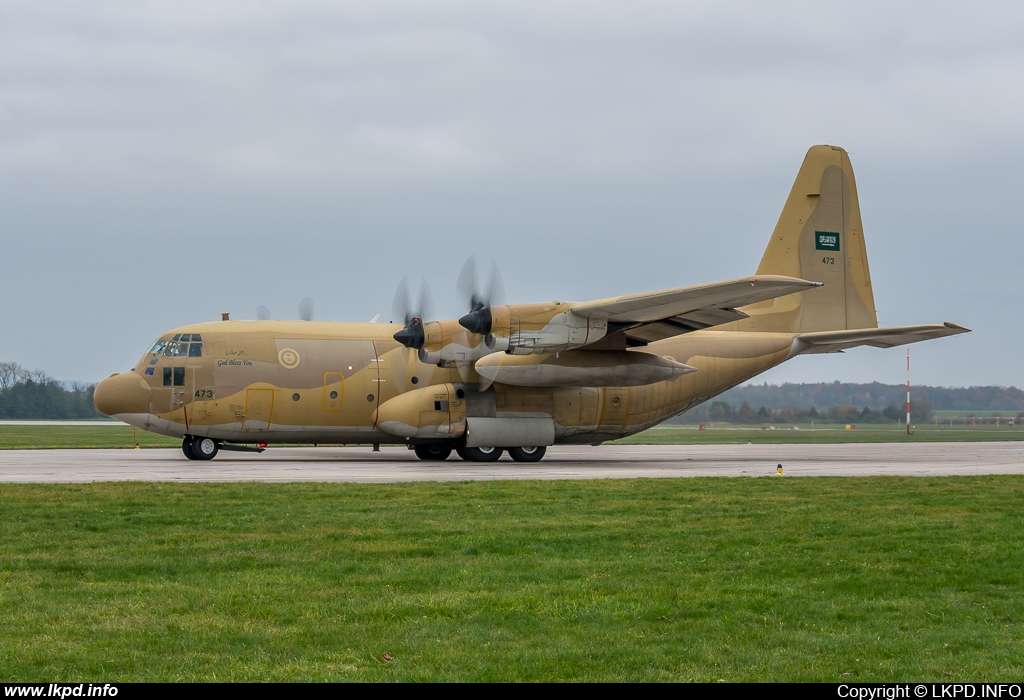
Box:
[376,383,466,439]
[487,304,609,355]
[418,320,510,366]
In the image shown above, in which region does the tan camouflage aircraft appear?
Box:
[94,145,968,462]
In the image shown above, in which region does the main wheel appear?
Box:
[190,436,219,461]
[181,435,197,460]
[508,446,547,463]
[414,444,452,461]
[464,446,503,462]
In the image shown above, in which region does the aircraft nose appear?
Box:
[94,371,151,417]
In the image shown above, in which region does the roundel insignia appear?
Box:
[278,348,301,369]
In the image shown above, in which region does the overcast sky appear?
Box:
[1,1,1021,388]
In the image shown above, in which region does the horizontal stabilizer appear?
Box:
[793,322,970,355]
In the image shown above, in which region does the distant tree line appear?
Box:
[0,362,102,419]
[714,382,1024,412]
[689,399,934,425]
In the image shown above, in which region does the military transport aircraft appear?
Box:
[94,145,968,462]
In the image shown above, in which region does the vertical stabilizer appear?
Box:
[737,145,878,333]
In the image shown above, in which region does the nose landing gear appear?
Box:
[182,435,220,461]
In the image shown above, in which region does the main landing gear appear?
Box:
[182,435,219,461]
[414,443,547,462]
[413,444,452,461]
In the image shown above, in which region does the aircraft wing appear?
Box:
[793,322,971,354]
[572,275,821,344]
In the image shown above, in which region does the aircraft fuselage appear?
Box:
[94,319,797,447]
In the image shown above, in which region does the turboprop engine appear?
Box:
[414,319,510,365]
[461,303,610,355]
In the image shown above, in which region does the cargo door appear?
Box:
[243,388,275,430]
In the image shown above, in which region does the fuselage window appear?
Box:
[173,367,185,387]
[163,367,172,387]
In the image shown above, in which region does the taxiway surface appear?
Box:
[0,442,1021,482]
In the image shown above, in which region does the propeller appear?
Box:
[390,276,436,392]
[256,298,315,321]
[298,296,314,322]
[391,276,435,350]
[453,255,507,388]
[456,255,505,336]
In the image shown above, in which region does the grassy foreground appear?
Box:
[2,478,1023,681]
[1,422,1023,449]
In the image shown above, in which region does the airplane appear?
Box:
[93,145,969,462]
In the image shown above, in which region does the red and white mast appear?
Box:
[906,351,912,435]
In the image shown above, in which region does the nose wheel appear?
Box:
[182,435,219,461]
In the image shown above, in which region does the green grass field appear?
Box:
[0,424,179,449]
[1,421,1022,449]
[1,478,1022,681]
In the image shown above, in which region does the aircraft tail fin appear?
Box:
[736,145,878,334]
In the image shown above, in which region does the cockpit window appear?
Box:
[146,335,203,361]
[172,334,181,341]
